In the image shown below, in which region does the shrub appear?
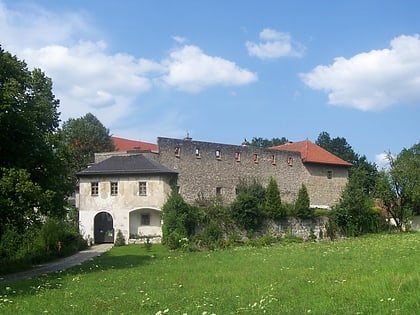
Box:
[295,184,314,218]
[114,230,126,246]
[264,177,285,219]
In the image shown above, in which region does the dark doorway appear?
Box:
[94,212,114,243]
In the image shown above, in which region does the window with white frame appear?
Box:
[91,182,99,196]
[139,181,147,196]
[110,182,118,195]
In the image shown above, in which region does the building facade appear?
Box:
[77,136,352,244]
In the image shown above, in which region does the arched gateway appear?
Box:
[94,212,114,244]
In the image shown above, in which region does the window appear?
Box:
[327,170,333,179]
[287,156,293,166]
[215,149,222,160]
[234,151,241,162]
[141,214,150,226]
[139,181,147,196]
[271,155,276,165]
[175,146,180,157]
[110,182,118,195]
[195,147,201,158]
[216,187,222,195]
[253,153,259,163]
[91,182,99,196]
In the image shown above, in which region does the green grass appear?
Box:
[1,233,419,314]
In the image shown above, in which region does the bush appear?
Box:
[114,230,126,246]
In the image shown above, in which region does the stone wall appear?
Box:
[156,137,347,208]
[265,217,329,240]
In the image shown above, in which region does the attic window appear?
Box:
[327,170,333,179]
[253,153,259,163]
[234,151,241,162]
[195,147,201,158]
[215,149,222,160]
[287,156,293,166]
[175,147,180,158]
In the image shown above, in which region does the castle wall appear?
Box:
[156,137,346,207]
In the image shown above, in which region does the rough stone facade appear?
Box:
[156,137,348,208]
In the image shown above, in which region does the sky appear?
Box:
[1,0,419,167]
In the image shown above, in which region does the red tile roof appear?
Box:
[112,136,158,152]
[271,140,353,166]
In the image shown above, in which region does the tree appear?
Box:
[316,131,359,164]
[264,177,285,219]
[162,187,197,249]
[375,143,420,231]
[295,184,313,218]
[60,113,115,172]
[231,179,265,230]
[0,47,70,237]
[250,137,288,148]
[332,167,381,236]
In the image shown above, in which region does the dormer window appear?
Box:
[175,147,180,158]
[215,149,222,160]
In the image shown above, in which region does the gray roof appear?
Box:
[77,154,177,177]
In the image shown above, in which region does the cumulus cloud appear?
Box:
[246,28,304,59]
[161,45,257,92]
[375,152,392,170]
[0,1,257,135]
[300,34,420,111]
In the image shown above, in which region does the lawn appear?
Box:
[0,233,419,314]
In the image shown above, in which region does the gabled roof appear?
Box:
[271,140,353,166]
[77,154,177,176]
[112,136,158,152]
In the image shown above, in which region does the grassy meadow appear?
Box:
[0,233,419,314]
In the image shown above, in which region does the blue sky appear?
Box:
[1,0,419,166]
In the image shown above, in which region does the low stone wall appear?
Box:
[264,217,329,240]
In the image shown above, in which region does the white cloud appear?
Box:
[300,34,420,111]
[161,45,258,92]
[375,152,392,170]
[246,28,304,59]
[0,1,256,134]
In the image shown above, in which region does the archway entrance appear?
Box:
[94,212,114,243]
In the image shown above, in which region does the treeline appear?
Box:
[0,47,114,274]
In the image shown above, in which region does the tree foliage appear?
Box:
[60,113,115,172]
[0,46,71,237]
[162,187,198,249]
[264,177,285,219]
[316,131,359,164]
[249,137,288,148]
[231,179,265,231]
[332,167,382,236]
[295,184,313,218]
[375,143,420,230]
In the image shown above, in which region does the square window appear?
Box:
[141,214,150,226]
[91,182,99,196]
[110,182,118,195]
[139,181,147,196]
[234,152,241,161]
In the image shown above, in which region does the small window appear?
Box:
[253,153,259,163]
[175,147,180,157]
[139,181,147,196]
[110,182,118,195]
[287,156,293,166]
[91,182,99,196]
[141,214,150,226]
[215,149,222,160]
[234,152,241,162]
[195,147,201,158]
[216,187,222,195]
[271,155,276,165]
[327,170,333,179]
